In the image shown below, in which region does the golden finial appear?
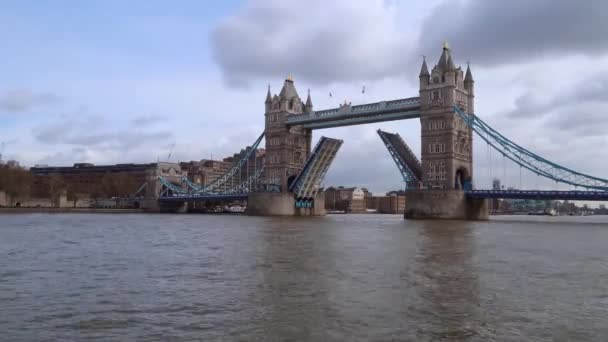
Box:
[443,41,449,50]
[286,73,294,82]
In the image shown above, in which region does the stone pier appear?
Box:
[246,192,326,216]
[404,190,488,220]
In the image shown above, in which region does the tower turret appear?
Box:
[419,56,430,87]
[305,89,313,113]
[265,84,272,112]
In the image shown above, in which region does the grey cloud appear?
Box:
[131,114,164,126]
[503,73,608,137]
[211,0,412,87]
[33,114,173,150]
[0,89,62,112]
[419,0,608,66]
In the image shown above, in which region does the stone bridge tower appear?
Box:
[418,43,475,190]
[263,75,313,191]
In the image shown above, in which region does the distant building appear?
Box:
[30,162,183,201]
[367,190,406,214]
[325,186,371,213]
[492,178,501,190]
[490,178,502,212]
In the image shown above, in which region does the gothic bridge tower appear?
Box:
[418,43,475,190]
[263,75,313,191]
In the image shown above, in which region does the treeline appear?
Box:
[0,165,33,197]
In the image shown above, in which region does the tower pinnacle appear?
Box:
[265,84,272,103]
[419,56,430,77]
[465,62,474,83]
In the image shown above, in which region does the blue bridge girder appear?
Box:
[377,129,423,188]
[466,190,608,201]
[286,97,420,129]
[290,136,343,201]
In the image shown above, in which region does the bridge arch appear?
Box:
[455,167,471,190]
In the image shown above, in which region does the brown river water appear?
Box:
[0,213,607,341]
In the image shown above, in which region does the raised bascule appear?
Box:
[157,43,608,219]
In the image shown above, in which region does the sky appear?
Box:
[1,0,608,197]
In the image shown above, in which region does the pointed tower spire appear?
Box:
[447,54,456,70]
[305,89,313,107]
[436,41,452,71]
[464,62,474,83]
[419,56,430,77]
[279,74,299,100]
[265,84,272,103]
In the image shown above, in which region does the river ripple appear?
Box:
[0,213,607,341]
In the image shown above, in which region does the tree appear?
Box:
[0,165,32,198]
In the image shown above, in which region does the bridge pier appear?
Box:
[155,200,188,213]
[246,192,325,216]
[405,190,488,220]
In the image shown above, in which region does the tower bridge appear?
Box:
[158,43,608,219]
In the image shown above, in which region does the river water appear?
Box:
[0,213,607,341]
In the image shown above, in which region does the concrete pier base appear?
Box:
[157,201,187,213]
[246,192,326,216]
[405,190,488,220]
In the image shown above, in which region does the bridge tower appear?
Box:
[418,42,474,190]
[406,43,487,220]
[263,75,313,191]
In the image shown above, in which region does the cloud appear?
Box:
[131,114,164,126]
[33,114,173,151]
[418,0,608,66]
[211,0,413,87]
[502,72,608,138]
[0,89,62,112]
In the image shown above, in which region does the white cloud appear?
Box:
[211,0,416,87]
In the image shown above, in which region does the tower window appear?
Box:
[433,77,439,84]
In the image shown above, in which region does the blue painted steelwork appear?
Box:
[190,132,265,194]
[467,189,608,201]
[158,176,187,196]
[290,136,343,204]
[453,106,608,191]
[286,97,420,129]
[377,129,422,189]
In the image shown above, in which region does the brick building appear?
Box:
[325,186,371,213]
[30,162,183,201]
[366,190,407,214]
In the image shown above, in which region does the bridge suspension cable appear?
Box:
[454,106,608,191]
[190,131,265,194]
